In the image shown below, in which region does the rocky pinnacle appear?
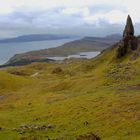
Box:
[123,15,134,37]
[116,15,137,58]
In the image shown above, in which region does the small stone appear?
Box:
[41,125,47,130]
[20,124,29,130]
[28,102,32,106]
[84,121,89,126]
[12,128,17,131]
[19,131,24,135]
[47,124,53,129]
[33,117,40,121]
[31,124,39,130]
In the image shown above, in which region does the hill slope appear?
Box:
[0,17,140,140]
[0,36,140,139]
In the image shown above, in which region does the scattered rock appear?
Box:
[19,131,24,135]
[83,121,89,126]
[33,117,40,121]
[47,124,53,129]
[20,124,29,130]
[31,124,45,131]
[13,123,54,133]
[28,102,32,106]
[40,125,48,130]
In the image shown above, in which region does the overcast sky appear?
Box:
[0,0,140,38]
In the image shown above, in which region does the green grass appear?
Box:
[0,48,140,140]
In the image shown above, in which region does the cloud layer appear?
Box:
[0,0,140,38]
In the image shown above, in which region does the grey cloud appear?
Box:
[0,6,139,38]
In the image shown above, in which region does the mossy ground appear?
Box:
[0,48,140,140]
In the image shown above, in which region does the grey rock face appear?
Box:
[123,15,134,38]
[116,15,138,58]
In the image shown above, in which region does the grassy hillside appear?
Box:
[0,45,140,140]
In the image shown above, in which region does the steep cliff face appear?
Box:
[116,15,138,58]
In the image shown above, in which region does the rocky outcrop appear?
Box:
[123,15,134,37]
[116,15,138,58]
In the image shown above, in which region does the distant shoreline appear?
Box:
[0,34,77,43]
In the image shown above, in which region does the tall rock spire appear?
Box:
[116,15,138,58]
[123,15,134,37]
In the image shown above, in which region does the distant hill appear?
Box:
[0,34,76,43]
[3,34,121,66]
[83,34,121,42]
